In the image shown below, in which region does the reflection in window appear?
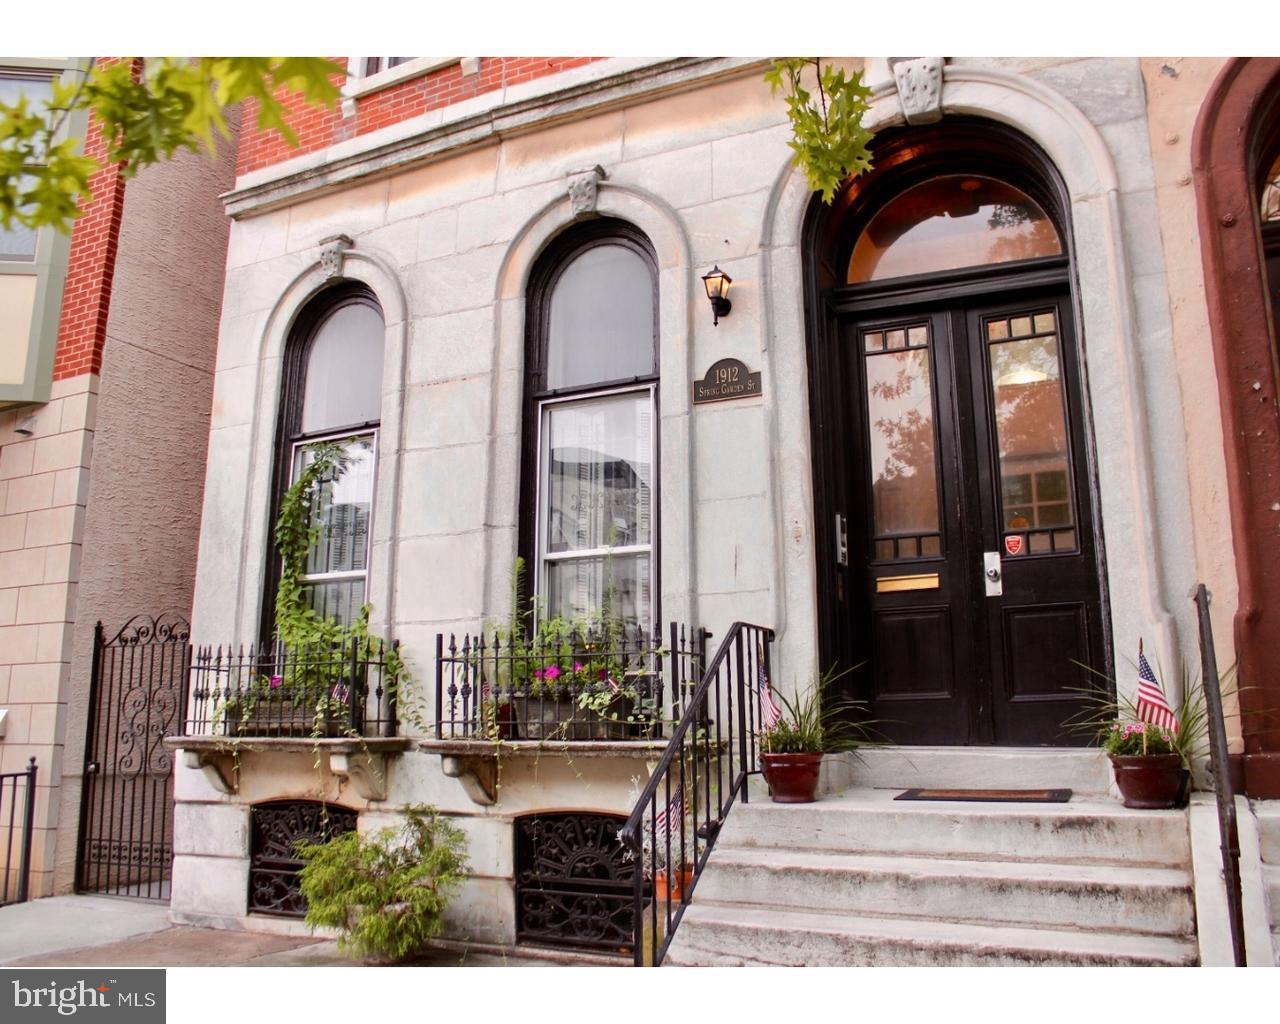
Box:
[863,324,942,560]
[986,311,1077,553]
[529,230,657,627]
[848,176,1063,283]
[292,436,375,624]
[1261,151,1280,223]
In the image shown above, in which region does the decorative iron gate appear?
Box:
[76,614,190,900]
[249,801,357,917]
[515,812,642,955]
[1,758,37,906]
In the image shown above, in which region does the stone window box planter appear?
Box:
[163,735,411,801]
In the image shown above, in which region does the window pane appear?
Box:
[987,320,1076,534]
[301,579,365,625]
[301,302,384,433]
[849,176,1063,283]
[546,554,650,627]
[543,393,652,554]
[293,436,375,579]
[546,245,654,389]
[1261,150,1280,223]
[0,74,54,261]
[865,336,941,537]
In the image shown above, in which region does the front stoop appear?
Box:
[667,769,1199,967]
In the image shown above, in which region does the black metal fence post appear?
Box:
[1194,583,1247,966]
[17,758,37,903]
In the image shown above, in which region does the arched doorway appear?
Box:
[1193,58,1280,796]
[804,119,1108,747]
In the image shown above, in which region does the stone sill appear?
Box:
[422,737,671,806]
[165,735,411,801]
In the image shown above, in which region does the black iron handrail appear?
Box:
[1,757,38,906]
[1193,583,1246,966]
[619,621,774,966]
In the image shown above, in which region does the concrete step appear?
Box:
[694,847,1194,935]
[1255,802,1280,863]
[720,789,1191,866]
[665,903,1198,967]
[817,747,1113,795]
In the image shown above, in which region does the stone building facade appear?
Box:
[14,55,1280,962]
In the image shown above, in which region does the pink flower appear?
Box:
[533,669,543,680]
[544,665,561,680]
[269,675,283,690]
[574,662,585,673]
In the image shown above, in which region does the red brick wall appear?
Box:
[236,57,601,176]
[51,59,136,381]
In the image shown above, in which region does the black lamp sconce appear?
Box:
[701,266,732,326]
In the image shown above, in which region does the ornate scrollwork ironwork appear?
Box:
[107,612,191,648]
[514,812,640,955]
[249,801,358,917]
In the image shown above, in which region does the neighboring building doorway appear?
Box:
[805,121,1108,746]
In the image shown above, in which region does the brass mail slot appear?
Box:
[876,572,941,593]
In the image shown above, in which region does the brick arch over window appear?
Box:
[1193,57,1280,797]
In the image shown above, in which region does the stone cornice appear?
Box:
[223,57,771,219]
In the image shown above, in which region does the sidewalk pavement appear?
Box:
[0,895,600,967]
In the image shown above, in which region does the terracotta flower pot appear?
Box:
[653,866,694,903]
[761,752,824,803]
[1110,753,1188,809]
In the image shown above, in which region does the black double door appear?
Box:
[834,281,1106,746]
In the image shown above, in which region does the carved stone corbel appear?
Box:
[889,57,946,125]
[328,750,390,802]
[181,749,237,795]
[566,166,607,218]
[441,753,498,805]
[319,234,355,279]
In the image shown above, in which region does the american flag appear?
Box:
[653,787,684,842]
[331,680,350,704]
[757,643,783,729]
[1135,641,1179,733]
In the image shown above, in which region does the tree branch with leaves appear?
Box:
[0,56,343,234]
[765,57,875,203]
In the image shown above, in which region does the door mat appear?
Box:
[894,788,1072,803]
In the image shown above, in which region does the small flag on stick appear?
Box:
[653,786,684,843]
[1135,639,1178,733]
[757,642,783,729]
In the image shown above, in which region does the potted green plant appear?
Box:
[759,670,871,803]
[1068,655,1221,810]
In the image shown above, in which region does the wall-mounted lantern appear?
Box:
[701,266,732,326]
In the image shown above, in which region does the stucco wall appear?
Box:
[51,126,240,894]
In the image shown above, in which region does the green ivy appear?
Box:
[764,58,875,204]
[296,805,469,962]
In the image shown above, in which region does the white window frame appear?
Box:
[534,383,656,628]
[289,428,380,624]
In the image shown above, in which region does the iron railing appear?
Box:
[619,621,775,966]
[185,638,399,739]
[1,758,37,906]
[1194,583,1247,966]
[435,624,708,741]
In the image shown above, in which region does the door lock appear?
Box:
[983,551,1003,597]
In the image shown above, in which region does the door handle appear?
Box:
[983,551,1003,597]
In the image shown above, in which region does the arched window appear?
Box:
[1258,126,1280,342]
[521,220,659,628]
[268,284,384,630]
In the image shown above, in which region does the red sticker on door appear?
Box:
[1004,535,1024,556]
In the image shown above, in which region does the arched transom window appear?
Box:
[522,222,659,628]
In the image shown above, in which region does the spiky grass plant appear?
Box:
[1067,661,1229,770]
[760,668,878,755]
